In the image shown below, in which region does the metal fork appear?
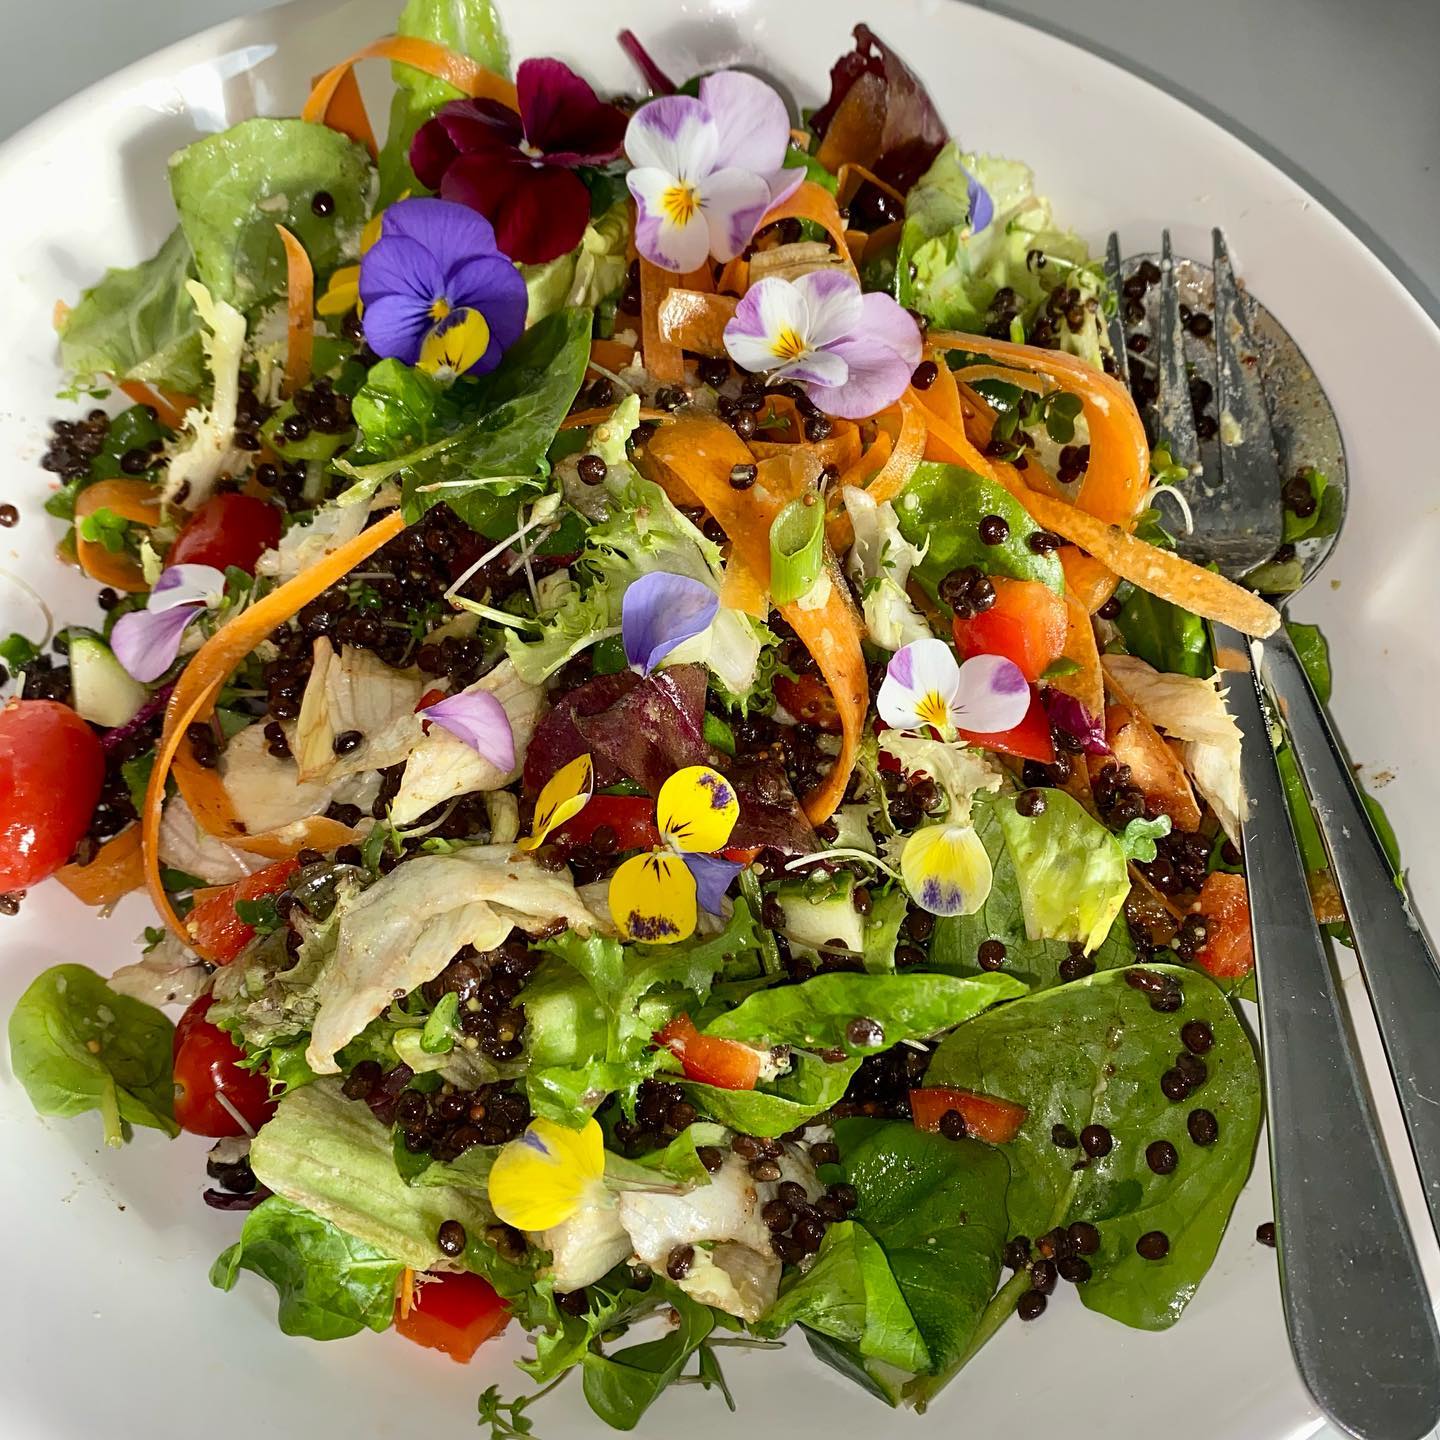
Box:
[1107,229,1440,1440]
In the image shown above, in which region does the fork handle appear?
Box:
[1263,622,1440,1236]
[1215,622,1440,1440]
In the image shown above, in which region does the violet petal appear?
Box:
[148,563,226,612]
[951,654,1031,734]
[696,71,791,176]
[111,604,204,683]
[622,571,718,675]
[683,853,744,915]
[423,690,516,772]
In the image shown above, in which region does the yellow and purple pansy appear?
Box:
[900,822,994,919]
[516,752,594,851]
[877,637,1029,740]
[624,71,804,274]
[315,204,393,319]
[609,765,742,944]
[358,197,528,381]
[722,270,923,419]
[488,1116,606,1231]
[111,564,226,683]
[622,570,718,675]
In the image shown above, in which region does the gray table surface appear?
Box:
[3,2,1436,1437]
[3,0,1439,320]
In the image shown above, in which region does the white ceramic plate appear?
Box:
[3,2,1439,1437]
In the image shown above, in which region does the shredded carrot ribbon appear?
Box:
[588,337,637,378]
[302,35,517,147]
[1055,592,1106,719]
[558,405,669,432]
[55,825,145,907]
[276,225,315,399]
[760,181,859,281]
[117,379,194,430]
[144,510,408,945]
[639,418,867,824]
[74,478,163,593]
[316,64,379,155]
[640,257,710,384]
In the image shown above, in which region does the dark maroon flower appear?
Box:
[411,58,628,265]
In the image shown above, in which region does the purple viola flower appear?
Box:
[723,270,923,419]
[111,564,226,683]
[624,72,805,273]
[411,59,629,266]
[359,198,528,379]
[622,572,719,676]
[965,166,994,233]
[878,638,1030,737]
[421,689,515,772]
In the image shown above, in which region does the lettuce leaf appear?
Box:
[994,790,1129,952]
[898,146,1106,364]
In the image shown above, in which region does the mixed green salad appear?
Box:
[4,0,1349,1431]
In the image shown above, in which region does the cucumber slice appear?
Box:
[68,632,146,728]
[775,872,865,954]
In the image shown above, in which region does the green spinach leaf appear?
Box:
[681,1054,861,1137]
[57,227,204,391]
[1286,620,1331,704]
[1113,583,1211,678]
[210,1194,404,1340]
[925,965,1259,1333]
[8,964,178,1145]
[895,462,1063,598]
[704,971,1024,1056]
[580,1290,715,1430]
[350,357,453,459]
[168,119,375,310]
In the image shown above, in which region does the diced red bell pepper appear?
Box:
[656,1014,761,1090]
[1192,871,1254,979]
[956,687,1055,764]
[952,577,1067,684]
[774,673,843,733]
[395,1270,511,1363]
[909,1086,1028,1143]
[186,858,300,964]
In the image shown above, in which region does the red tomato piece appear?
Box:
[551,795,661,854]
[395,1270,511,1363]
[774,673,843,733]
[655,1014,761,1090]
[1192,871,1254,979]
[952,578,1067,684]
[172,995,277,1136]
[0,699,104,891]
[909,1086,1028,1143]
[186,858,300,964]
[167,494,282,575]
[955,687,1055,764]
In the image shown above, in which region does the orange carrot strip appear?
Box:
[716,256,749,295]
[55,826,145,907]
[719,552,769,617]
[640,418,867,824]
[317,63,379,156]
[302,36,517,133]
[835,163,905,210]
[276,225,315,399]
[1055,593,1106,719]
[921,351,966,431]
[589,338,636,374]
[913,392,1005,483]
[144,510,408,943]
[117,379,194,430]
[656,288,735,357]
[760,182,859,280]
[558,405,668,432]
[74,478,164,593]
[825,396,926,554]
[814,73,886,173]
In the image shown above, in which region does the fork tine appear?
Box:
[1104,231,1131,391]
[1155,229,1201,475]
[1211,227,1284,560]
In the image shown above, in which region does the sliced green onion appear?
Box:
[769,494,825,607]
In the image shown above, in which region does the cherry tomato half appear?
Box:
[186,858,299,964]
[395,1270,511,1362]
[167,494,282,575]
[774,674,843,733]
[172,995,276,1136]
[0,700,104,891]
[909,1086,1028,1144]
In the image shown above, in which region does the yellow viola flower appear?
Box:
[315,201,399,319]
[517,753,594,851]
[900,822,994,918]
[609,765,740,945]
[488,1116,606,1232]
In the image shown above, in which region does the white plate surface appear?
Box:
[2,2,1438,1437]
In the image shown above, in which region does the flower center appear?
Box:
[914,690,953,731]
[771,326,809,363]
[518,139,544,160]
[429,295,452,322]
[660,182,701,228]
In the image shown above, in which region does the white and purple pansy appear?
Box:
[624,71,804,273]
[111,564,227,683]
[723,271,923,419]
[622,570,719,676]
[419,689,515,772]
[878,638,1029,738]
